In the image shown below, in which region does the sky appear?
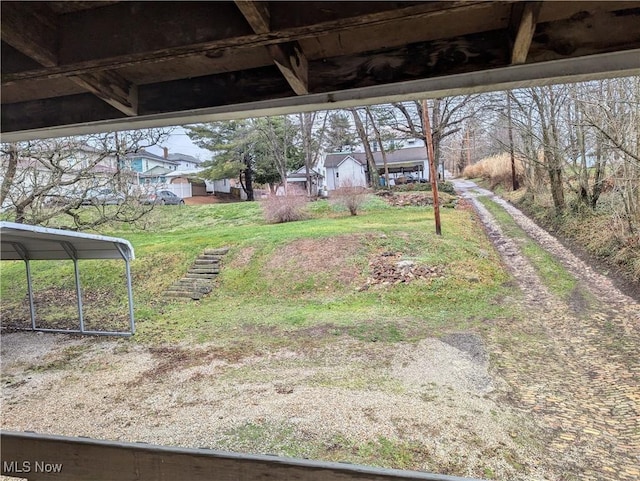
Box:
[145,126,212,160]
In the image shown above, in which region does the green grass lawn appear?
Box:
[1,197,516,347]
[475,195,578,301]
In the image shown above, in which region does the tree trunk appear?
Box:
[507,92,519,191]
[0,143,18,208]
[350,108,378,187]
[243,153,254,201]
[365,107,390,188]
[532,87,564,214]
[300,112,314,196]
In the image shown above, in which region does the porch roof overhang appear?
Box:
[2,2,640,142]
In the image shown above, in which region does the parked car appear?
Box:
[404,173,427,183]
[82,188,126,205]
[143,190,185,205]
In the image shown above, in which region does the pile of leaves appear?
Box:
[360,252,445,290]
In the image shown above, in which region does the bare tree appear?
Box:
[0,129,171,229]
[350,108,378,187]
[299,111,328,196]
[390,96,481,177]
[365,107,390,188]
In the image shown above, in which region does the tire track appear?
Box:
[455,180,640,481]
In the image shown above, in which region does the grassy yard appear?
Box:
[0,196,516,348]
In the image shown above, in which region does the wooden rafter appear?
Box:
[0,0,138,116]
[0,2,58,67]
[509,2,542,65]
[234,0,270,34]
[70,71,138,117]
[235,0,308,95]
[4,1,634,87]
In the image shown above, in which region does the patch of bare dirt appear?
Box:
[226,246,256,269]
[264,234,367,288]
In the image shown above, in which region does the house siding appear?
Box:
[326,157,367,190]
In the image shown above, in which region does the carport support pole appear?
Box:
[25,260,36,330]
[72,259,85,333]
[61,242,84,333]
[115,244,135,335]
[124,258,135,334]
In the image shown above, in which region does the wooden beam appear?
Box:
[269,43,309,95]
[1,66,290,132]
[70,70,138,116]
[3,49,639,141]
[1,93,126,133]
[0,431,478,481]
[234,0,270,34]
[310,31,510,92]
[0,0,138,116]
[234,0,308,95]
[509,2,542,64]
[0,2,58,67]
[1,2,494,84]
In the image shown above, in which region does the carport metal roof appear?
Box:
[0,221,135,336]
[0,221,134,261]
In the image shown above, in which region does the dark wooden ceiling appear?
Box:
[2,1,640,140]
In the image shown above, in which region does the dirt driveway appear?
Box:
[456,180,640,481]
[2,183,639,480]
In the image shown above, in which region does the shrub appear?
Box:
[260,186,309,223]
[330,179,370,216]
[392,181,456,195]
[462,153,524,189]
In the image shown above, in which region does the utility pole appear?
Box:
[421,99,442,236]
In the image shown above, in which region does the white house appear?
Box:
[323,154,368,191]
[166,151,203,171]
[285,166,325,196]
[323,146,432,191]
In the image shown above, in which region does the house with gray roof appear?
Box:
[323,146,430,190]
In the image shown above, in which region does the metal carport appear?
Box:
[0,221,135,336]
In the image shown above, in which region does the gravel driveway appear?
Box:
[2,181,638,480]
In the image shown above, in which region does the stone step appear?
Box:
[173,279,212,286]
[188,268,220,274]
[170,283,212,293]
[165,290,203,300]
[184,273,217,279]
[194,259,220,265]
[195,255,220,260]
[163,246,228,301]
[204,248,229,256]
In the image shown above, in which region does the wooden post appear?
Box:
[421,99,442,236]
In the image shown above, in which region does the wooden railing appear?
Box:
[1,431,482,481]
